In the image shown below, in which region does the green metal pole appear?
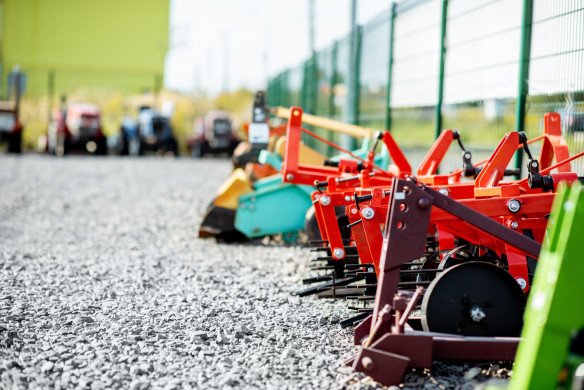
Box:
[285,71,290,107]
[434,0,448,139]
[328,42,339,155]
[283,71,289,108]
[385,2,397,131]
[348,0,357,123]
[279,73,285,107]
[273,74,278,107]
[350,26,362,125]
[514,0,534,176]
[271,74,276,107]
[311,52,318,115]
[300,56,317,148]
[275,73,280,107]
[349,26,362,149]
[329,42,338,118]
[301,60,308,109]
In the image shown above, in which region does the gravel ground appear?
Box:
[0,155,508,389]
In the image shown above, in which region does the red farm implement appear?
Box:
[281,110,574,321]
[277,108,584,386]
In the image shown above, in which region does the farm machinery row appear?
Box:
[199,94,584,387]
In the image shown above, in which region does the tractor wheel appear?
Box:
[7,131,22,154]
[192,142,205,158]
[138,140,146,156]
[228,140,240,157]
[118,134,129,155]
[95,137,108,155]
[128,138,141,156]
[166,137,179,156]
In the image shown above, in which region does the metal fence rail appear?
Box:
[267,0,584,172]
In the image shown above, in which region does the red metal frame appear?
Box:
[281,107,410,186]
[278,108,584,386]
[346,178,545,386]
[290,108,578,307]
[281,108,468,264]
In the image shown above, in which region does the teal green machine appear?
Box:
[235,139,390,241]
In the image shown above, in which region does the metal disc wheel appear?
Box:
[421,262,526,337]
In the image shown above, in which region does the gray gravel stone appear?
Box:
[0,155,510,389]
[464,367,482,381]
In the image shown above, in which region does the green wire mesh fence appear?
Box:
[268,0,584,173]
[525,0,584,174]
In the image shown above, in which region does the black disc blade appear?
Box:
[421,262,526,337]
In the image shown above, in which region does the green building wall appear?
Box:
[0,0,169,96]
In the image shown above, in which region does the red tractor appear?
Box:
[47,98,107,156]
[188,110,240,157]
[0,67,24,154]
[0,101,22,153]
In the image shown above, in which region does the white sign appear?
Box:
[248,123,270,144]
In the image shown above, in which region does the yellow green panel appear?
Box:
[0,0,169,95]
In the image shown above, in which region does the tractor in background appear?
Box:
[47,97,107,156]
[0,101,22,153]
[188,110,240,157]
[118,106,179,156]
[0,66,24,154]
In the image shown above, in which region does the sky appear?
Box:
[164,0,391,95]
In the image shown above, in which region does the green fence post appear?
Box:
[271,74,277,107]
[301,56,318,148]
[281,71,286,108]
[274,73,279,107]
[274,73,280,107]
[282,71,289,108]
[311,52,318,115]
[328,42,339,155]
[301,60,308,109]
[279,72,285,107]
[348,25,362,149]
[385,2,397,131]
[434,0,448,139]
[351,27,362,125]
[514,0,534,176]
[329,42,338,118]
[271,75,277,107]
[279,74,283,107]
